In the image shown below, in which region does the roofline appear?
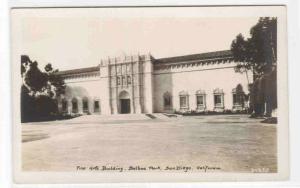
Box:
[154,50,233,64]
[56,50,233,76]
[56,66,100,76]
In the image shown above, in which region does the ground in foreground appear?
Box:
[22,114,277,172]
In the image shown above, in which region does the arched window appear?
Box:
[213,88,224,108]
[72,98,78,113]
[195,90,206,109]
[82,97,89,113]
[127,75,131,85]
[232,84,245,107]
[117,77,121,85]
[163,92,172,110]
[179,90,189,109]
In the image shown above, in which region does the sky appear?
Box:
[12,7,260,71]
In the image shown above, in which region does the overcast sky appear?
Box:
[12,7,260,71]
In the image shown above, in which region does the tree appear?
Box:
[20,56,66,122]
[231,17,277,117]
[44,63,66,98]
[21,55,48,95]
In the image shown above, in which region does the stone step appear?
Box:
[67,114,151,122]
[67,113,182,123]
[145,113,157,119]
[151,113,174,119]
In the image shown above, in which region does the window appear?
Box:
[163,92,172,109]
[127,76,131,85]
[72,98,78,113]
[82,98,89,113]
[233,93,244,105]
[196,90,206,109]
[117,77,121,85]
[232,84,245,106]
[197,95,204,106]
[213,88,224,108]
[62,99,67,112]
[214,95,222,106]
[180,96,188,108]
[179,91,189,109]
[94,100,100,112]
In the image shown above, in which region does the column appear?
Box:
[99,58,112,115]
[67,99,72,115]
[143,54,154,113]
[89,98,94,114]
[78,97,83,114]
[135,60,142,113]
[114,75,119,114]
[130,61,135,113]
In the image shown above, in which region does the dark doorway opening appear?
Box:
[120,99,130,114]
[72,98,78,113]
[94,100,100,113]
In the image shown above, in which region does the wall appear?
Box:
[153,61,252,113]
[58,56,252,115]
[58,73,106,114]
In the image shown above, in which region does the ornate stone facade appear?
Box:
[57,50,252,115]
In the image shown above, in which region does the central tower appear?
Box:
[99,54,154,114]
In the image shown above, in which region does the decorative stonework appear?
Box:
[154,57,233,70]
[179,90,189,96]
[61,71,100,80]
[154,50,233,71]
[213,88,224,94]
[196,89,206,95]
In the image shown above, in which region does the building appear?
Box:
[56,50,252,115]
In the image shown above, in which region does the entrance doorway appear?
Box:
[120,99,130,114]
[119,91,131,114]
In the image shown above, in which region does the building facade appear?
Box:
[57,50,252,115]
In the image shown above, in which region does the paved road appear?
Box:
[22,114,277,172]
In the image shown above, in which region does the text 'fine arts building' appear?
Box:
[56,50,252,115]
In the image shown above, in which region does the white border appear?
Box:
[0,0,299,188]
[0,0,11,188]
[11,5,289,184]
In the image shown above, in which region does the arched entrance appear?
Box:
[71,98,78,113]
[82,97,89,113]
[119,91,130,114]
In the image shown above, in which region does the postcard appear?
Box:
[11,6,289,183]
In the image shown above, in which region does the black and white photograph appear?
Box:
[11,6,289,183]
